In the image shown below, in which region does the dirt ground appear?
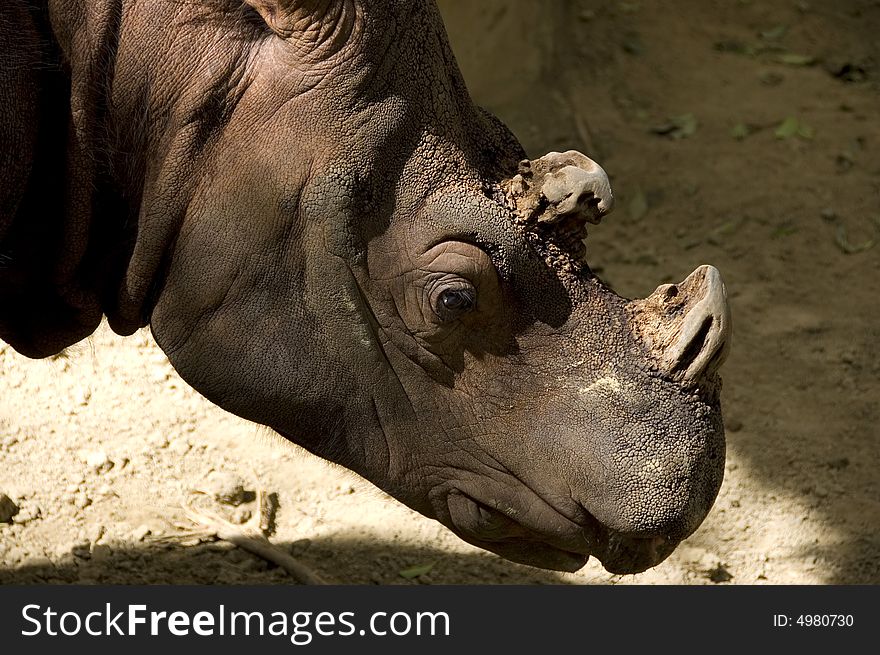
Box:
[1,0,878,585]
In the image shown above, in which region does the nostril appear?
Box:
[673,315,714,375]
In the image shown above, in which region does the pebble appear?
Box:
[83,450,113,474]
[169,440,191,456]
[12,504,42,524]
[707,563,734,583]
[73,492,92,509]
[230,507,252,524]
[0,493,19,523]
[131,524,152,541]
[203,471,253,507]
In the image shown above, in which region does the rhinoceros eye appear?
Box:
[434,285,476,322]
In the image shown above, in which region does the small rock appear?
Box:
[73,493,92,509]
[169,440,191,456]
[820,207,837,222]
[230,507,252,524]
[53,543,70,559]
[0,493,20,523]
[12,504,42,524]
[81,450,113,474]
[707,563,734,583]
[203,471,254,507]
[131,524,152,541]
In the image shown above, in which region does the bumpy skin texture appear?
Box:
[0,0,728,573]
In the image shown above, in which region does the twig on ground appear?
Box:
[182,488,325,585]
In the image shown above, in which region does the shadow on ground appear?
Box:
[0,538,574,585]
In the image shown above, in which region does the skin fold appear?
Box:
[0,0,730,573]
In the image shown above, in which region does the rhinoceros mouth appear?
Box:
[444,490,592,572]
[443,489,679,574]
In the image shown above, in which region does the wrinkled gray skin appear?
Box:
[0,0,730,573]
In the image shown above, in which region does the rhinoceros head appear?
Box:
[1,0,730,573]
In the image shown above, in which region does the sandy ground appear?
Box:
[1,0,878,584]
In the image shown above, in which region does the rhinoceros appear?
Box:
[0,0,730,574]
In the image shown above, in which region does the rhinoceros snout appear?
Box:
[631,264,732,388]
